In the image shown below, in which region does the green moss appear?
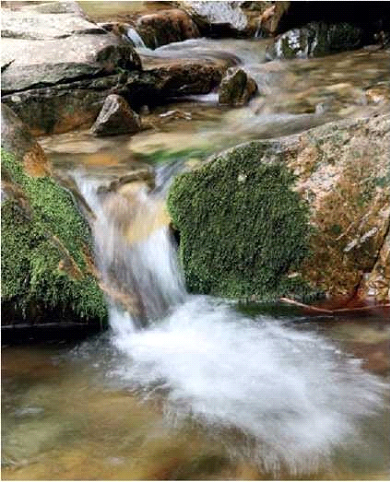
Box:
[168,142,314,301]
[1,149,108,323]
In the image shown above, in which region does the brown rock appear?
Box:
[136,9,200,49]
[218,68,258,106]
[91,94,141,137]
[1,104,51,177]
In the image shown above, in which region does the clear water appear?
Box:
[3,18,390,481]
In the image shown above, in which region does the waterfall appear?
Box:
[126,27,147,49]
[73,167,385,475]
[74,168,186,328]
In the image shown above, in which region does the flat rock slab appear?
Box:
[1,6,141,94]
[1,34,140,93]
[1,10,106,39]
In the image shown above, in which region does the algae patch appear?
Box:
[1,149,107,324]
[168,143,312,300]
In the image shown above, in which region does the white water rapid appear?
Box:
[74,169,386,475]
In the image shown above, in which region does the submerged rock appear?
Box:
[1,105,107,327]
[218,68,258,106]
[91,94,141,137]
[168,115,390,302]
[136,9,200,49]
[266,22,364,59]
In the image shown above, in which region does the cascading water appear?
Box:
[126,27,147,50]
[72,165,387,475]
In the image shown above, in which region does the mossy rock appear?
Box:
[1,149,108,326]
[168,115,390,302]
[168,142,312,301]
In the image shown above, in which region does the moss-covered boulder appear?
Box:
[168,146,311,300]
[1,107,107,327]
[168,115,390,302]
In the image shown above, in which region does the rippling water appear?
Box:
[3,21,390,481]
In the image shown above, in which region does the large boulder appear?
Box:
[1,104,108,327]
[266,22,364,60]
[168,115,390,303]
[136,9,200,49]
[218,68,258,106]
[181,1,249,36]
[1,2,141,134]
[91,94,141,136]
[260,2,390,48]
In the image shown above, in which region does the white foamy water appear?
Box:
[109,296,385,473]
[73,168,386,475]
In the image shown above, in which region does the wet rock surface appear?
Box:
[91,94,141,137]
[266,22,364,60]
[218,67,258,106]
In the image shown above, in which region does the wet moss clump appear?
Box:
[1,149,108,324]
[168,142,312,300]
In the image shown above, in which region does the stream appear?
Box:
[2,34,390,480]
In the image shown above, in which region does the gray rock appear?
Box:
[1,6,141,134]
[91,94,141,137]
[1,10,105,40]
[181,1,248,34]
[218,67,258,106]
[1,6,141,94]
[1,34,141,93]
[1,76,118,136]
[19,1,85,15]
[266,22,364,60]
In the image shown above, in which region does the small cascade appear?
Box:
[73,161,385,475]
[126,27,147,49]
[74,168,186,328]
